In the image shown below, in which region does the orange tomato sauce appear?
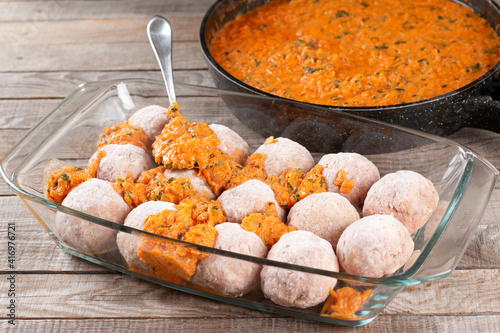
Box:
[210,0,500,106]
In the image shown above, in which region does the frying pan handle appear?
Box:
[459,98,500,133]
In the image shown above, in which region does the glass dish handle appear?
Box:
[409,151,498,282]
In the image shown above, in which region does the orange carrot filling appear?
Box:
[334,169,355,194]
[241,202,296,249]
[98,121,150,151]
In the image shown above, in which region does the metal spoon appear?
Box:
[147,15,177,105]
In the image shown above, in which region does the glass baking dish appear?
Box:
[1,78,497,327]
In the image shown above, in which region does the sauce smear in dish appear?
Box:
[210,0,500,106]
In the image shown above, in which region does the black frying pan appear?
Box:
[199,0,500,137]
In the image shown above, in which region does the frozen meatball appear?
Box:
[128,105,170,142]
[192,223,268,295]
[117,201,177,271]
[217,179,286,223]
[209,123,250,165]
[363,170,439,234]
[54,178,130,254]
[287,192,360,249]
[254,137,315,176]
[90,144,155,182]
[164,168,216,200]
[261,230,339,308]
[336,214,414,278]
[318,152,380,210]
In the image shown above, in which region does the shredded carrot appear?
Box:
[241,202,296,249]
[98,121,150,151]
[45,150,106,204]
[152,103,221,170]
[333,169,355,194]
[137,196,219,284]
[320,287,372,320]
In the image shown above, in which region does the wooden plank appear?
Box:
[449,128,500,169]
[2,315,500,333]
[2,41,206,72]
[460,224,500,268]
[0,273,263,319]
[0,0,214,21]
[0,70,214,99]
[0,270,498,320]
[386,269,500,314]
[2,17,202,45]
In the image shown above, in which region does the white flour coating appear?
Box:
[128,105,170,142]
[91,144,155,182]
[287,192,360,249]
[254,137,315,176]
[209,123,250,165]
[116,201,177,271]
[336,214,414,278]
[363,170,439,234]
[192,222,268,295]
[54,178,130,254]
[318,152,380,210]
[164,168,216,200]
[260,230,339,308]
[218,179,286,222]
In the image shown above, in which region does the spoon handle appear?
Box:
[147,16,177,105]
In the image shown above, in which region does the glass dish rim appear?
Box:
[0,77,497,287]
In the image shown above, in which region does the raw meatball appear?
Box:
[318,152,380,210]
[90,144,156,182]
[164,168,216,200]
[192,223,268,295]
[261,230,339,308]
[363,170,439,234]
[209,123,250,165]
[336,214,414,278]
[217,179,286,222]
[287,192,360,249]
[254,137,315,176]
[128,105,170,142]
[117,201,177,271]
[54,178,130,254]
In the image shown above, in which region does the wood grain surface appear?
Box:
[0,0,499,332]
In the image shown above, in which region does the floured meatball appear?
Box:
[363,170,439,234]
[254,137,315,176]
[90,144,155,182]
[261,230,339,308]
[192,222,268,295]
[117,201,177,271]
[128,105,170,142]
[318,152,380,210]
[54,178,130,254]
[287,192,359,249]
[164,168,216,200]
[217,179,286,222]
[336,214,414,278]
[209,123,250,164]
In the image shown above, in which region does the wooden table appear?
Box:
[1,1,499,332]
